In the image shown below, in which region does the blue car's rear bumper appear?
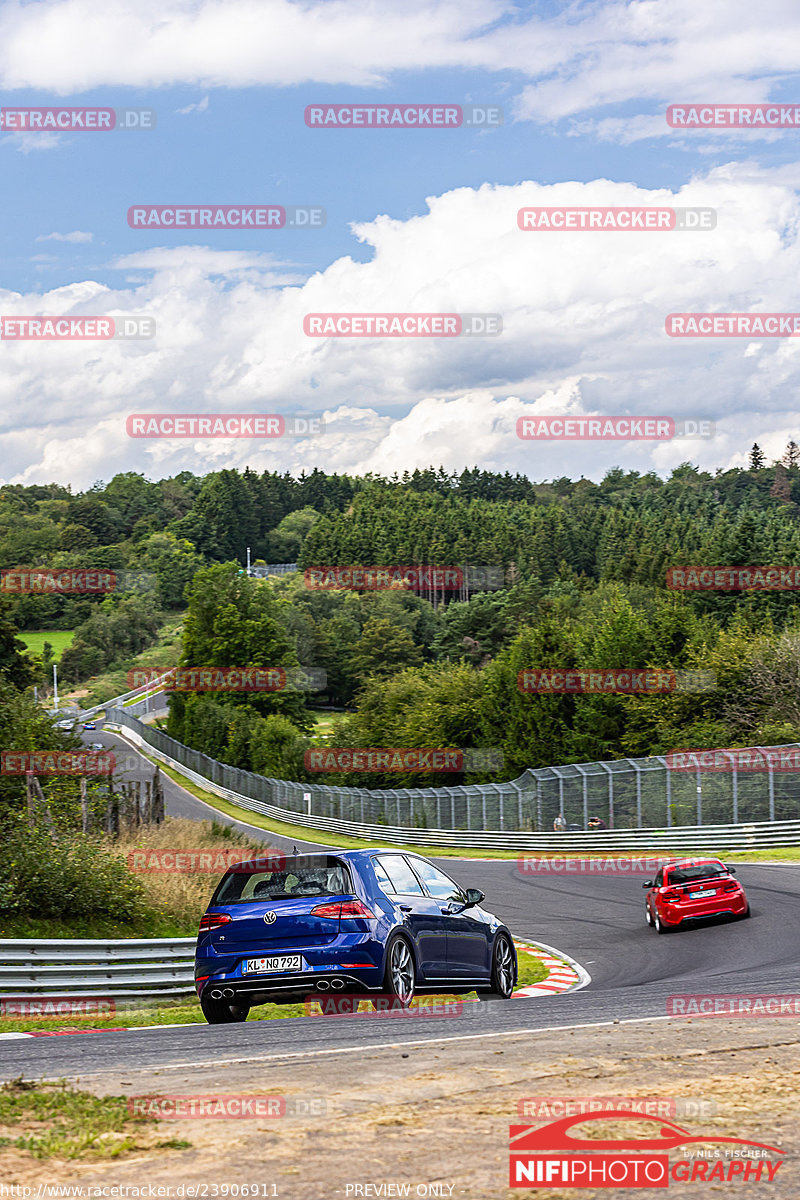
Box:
[195,931,385,1000]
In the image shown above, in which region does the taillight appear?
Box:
[660,888,681,901]
[722,881,738,892]
[199,912,232,931]
[311,900,376,920]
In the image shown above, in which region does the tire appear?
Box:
[645,903,653,927]
[382,935,416,1007]
[491,933,516,998]
[200,993,250,1024]
[653,910,671,935]
[478,932,515,999]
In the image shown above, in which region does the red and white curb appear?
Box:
[512,939,591,998]
[0,941,590,1036]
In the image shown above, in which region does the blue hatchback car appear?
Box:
[195,848,517,1023]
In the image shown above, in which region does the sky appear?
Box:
[3,0,800,488]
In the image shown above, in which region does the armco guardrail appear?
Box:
[0,938,196,998]
[78,671,174,721]
[106,711,800,851]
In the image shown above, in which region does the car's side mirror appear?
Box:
[463,888,485,908]
[642,880,653,889]
[726,866,736,874]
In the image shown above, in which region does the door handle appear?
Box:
[440,906,452,914]
[399,904,413,912]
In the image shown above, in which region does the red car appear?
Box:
[643,857,750,934]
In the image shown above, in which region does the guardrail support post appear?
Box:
[768,763,775,821]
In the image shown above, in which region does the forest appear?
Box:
[4,446,800,790]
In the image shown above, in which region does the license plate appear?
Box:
[244,954,304,974]
[689,889,716,899]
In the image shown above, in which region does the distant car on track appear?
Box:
[195,849,517,1024]
[82,720,96,730]
[643,856,749,934]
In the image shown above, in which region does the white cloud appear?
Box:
[176,95,209,115]
[4,166,800,487]
[1,0,800,139]
[36,231,93,243]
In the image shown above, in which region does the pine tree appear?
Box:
[749,443,765,470]
[783,441,800,469]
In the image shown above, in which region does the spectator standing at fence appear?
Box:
[553,813,567,832]
[588,815,607,830]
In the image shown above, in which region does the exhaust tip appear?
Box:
[331,978,345,990]
[209,989,223,999]
[222,988,235,998]
[317,979,330,991]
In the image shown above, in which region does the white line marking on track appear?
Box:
[38,1014,678,1080]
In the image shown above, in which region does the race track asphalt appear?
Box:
[3,727,796,1082]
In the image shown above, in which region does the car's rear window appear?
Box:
[666,863,727,885]
[212,855,353,904]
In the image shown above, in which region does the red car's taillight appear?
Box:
[199,912,232,932]
[722,881,739,892]
[311,900,376,919]
[660,888,681,901]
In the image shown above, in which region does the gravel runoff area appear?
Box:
[3,1016,798,1199]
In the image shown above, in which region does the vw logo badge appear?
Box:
[263,911,277,925]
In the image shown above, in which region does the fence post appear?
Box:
[536,779,542,831]
[665,761,672,827]
[696,764,702,825]
[80,777,89,834]
[768,760,775,822]
[634,761,642,828]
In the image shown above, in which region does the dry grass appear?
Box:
[113,817,272,932]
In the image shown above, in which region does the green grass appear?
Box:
[726,847,800,861]
[18,629,75,657]
[63,613,185,707]
[0,1078,189,1160]
[310,709,341,736]
[0,913,191,939]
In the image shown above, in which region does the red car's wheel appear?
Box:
[645,902,653,927]
[654,909,672,935]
